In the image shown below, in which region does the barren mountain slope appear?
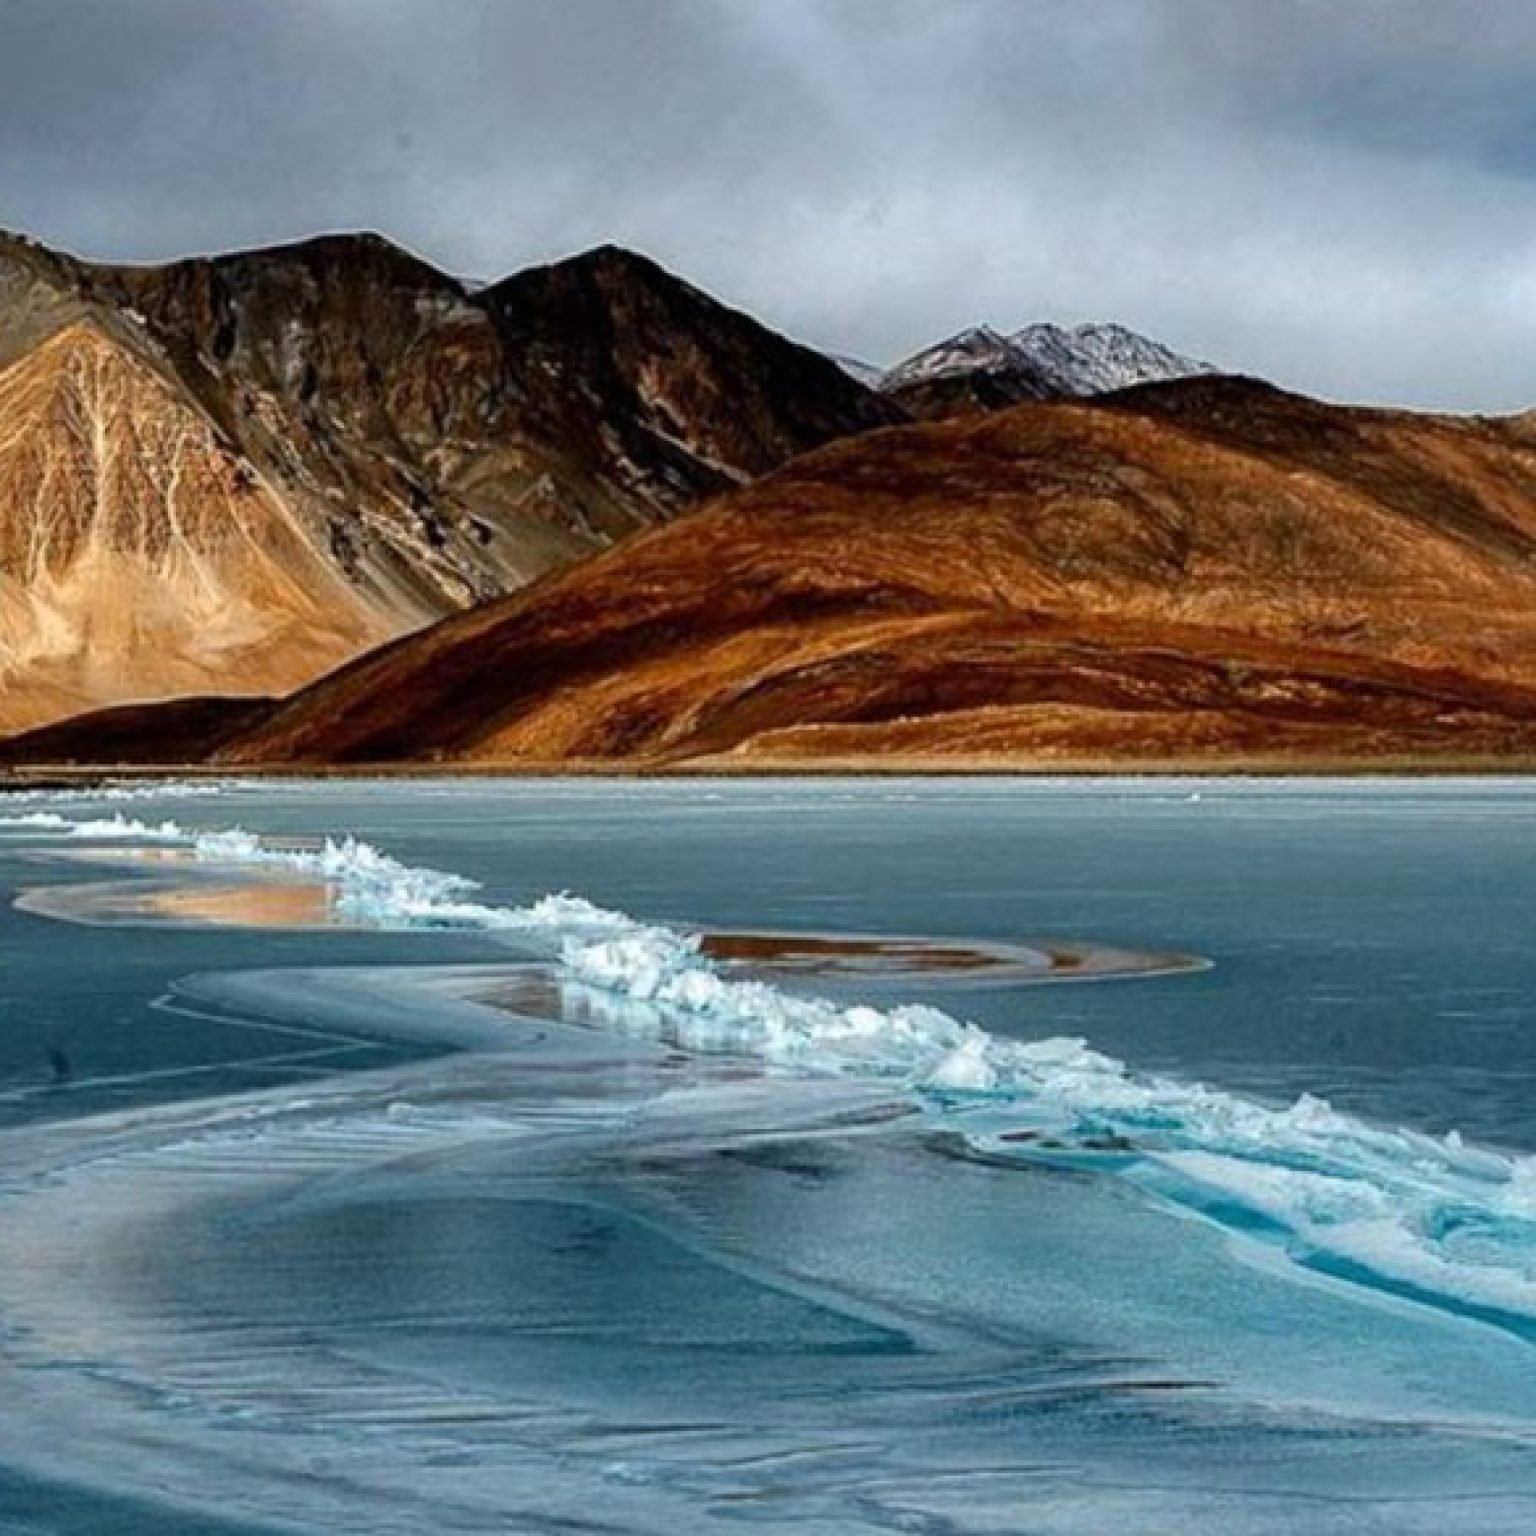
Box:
[0,229,900,728]
[93,237,902,606]
[0,694,277,767]
[188,378,1536,769]
[0,324,402,733]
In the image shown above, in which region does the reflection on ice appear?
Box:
[11,804,1536,1342]
[1,1014,1535,1536]
[21,860,1174,982]
[7,791,1536,1532]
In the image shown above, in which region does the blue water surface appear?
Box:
[1,776,1535,1535]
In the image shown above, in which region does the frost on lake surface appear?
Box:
[8,798,1536,1340]
[9,781,1536,1534]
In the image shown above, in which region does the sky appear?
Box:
[1,0,1534,409]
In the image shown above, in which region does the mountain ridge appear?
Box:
[25,375,1535,770]
[0,227,902,730]
[8,228,1536,769]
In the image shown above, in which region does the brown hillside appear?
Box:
[186,378,1536,769]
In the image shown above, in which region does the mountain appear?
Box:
[878,326,1056,418]
[0,322,398,732]
[0,230,900,729]
[881,320,1215,420]
[1011,322,1216,396]
[476,246,903,518]
[41,375,1536,771]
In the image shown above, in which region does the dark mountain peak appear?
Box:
[483,241,732,327]
[273,228,427,261]
[0,225,60,259]
[0,225,88,288]
[559,241,672,278]
[479,239,903,496]
[1096,373,1354,441]
[102,229,462,303]
[223,229,449,281]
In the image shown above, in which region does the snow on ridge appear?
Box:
[879,326,1019,390]
[1009,321,1217,396]
[880,319,1217,398]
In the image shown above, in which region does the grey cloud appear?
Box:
[0,0,1534,408]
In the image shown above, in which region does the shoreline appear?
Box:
[14,750,1536,787]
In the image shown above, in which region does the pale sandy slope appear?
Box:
[0,324,402,732]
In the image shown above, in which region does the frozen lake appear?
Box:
[3,776,1536,1533]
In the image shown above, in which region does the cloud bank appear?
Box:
[1,0,1534,408]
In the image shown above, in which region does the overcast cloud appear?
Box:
[1,0,1534,408]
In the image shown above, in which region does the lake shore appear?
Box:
[12,749,1536,790]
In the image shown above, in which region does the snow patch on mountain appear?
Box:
[830,353,888,390]
[880,327,1023,390]
[881,321,1216,398]
[1010,322,1217,396]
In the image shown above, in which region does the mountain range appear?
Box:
[4,226,1536,772]
[0,229,897,731]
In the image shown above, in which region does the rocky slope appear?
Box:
[42,375,1535,771]
[883,320,1215,420]
[0,323,398,732]
[0,229,899,729]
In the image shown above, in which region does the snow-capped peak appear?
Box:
[880,320,1216,399]
[1008,322,1216,396]
[879,326,1020,389]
